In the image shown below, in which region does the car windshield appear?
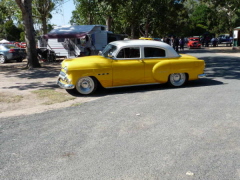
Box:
[190,38,199,41]
[102,44,117,57]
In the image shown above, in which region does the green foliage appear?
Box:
[0,20,24,41]
[187,4,213,35]
[32,0,65,34]
[71,0,106,25]
[71,0,191,38]
[199,0,240,35]
[1,0,240,40]
[20,32,25,42]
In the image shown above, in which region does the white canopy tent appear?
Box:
[0,39,10,43]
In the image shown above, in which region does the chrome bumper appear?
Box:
[57,78,75,89]
[198,74,206,78]
[57,71,75,89]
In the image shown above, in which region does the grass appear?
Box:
[0,93,23,103]
[71,102,82,107]
[31,89,75,105]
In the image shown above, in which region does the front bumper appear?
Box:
[57,71,75,89]
[198,74,206,78]
[190,46,201,48]
[57,79,75,89]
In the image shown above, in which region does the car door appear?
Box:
[112,47,145,86]
[143,47,169,83]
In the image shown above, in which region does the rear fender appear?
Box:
[152,60,197,83]
[152,61,171,83]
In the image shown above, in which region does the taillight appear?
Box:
[9,49,15,53]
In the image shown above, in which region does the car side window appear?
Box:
[144,47,166,58]
[117,47,140,59]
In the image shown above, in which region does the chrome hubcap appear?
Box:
[81,79,91,89]
[77,77,95,94]
[173,74,181,81]
[170,73,186,86]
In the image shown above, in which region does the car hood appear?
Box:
[61,55,110,70]
[189,41,200,43]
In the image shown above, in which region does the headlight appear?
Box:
[63,66,68,73]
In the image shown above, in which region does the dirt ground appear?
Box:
[0,60,100,118]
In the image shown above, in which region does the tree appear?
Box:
[15,0,41,68]
[32,0,65,35]
[95,0,125,31]
[71,0,190,38]
[200,0,240,35]
[71,0,101,25]
[189,4,213,35]
[4,20,23,41]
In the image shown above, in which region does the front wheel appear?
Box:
[75,76,97,95]
[0,55,6,64]
[168,73,187,87]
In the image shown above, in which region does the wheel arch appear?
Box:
[89,76,104,88]
[152,61,171,83]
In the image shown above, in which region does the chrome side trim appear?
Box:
[198,74,206,78]
[105,83,160,89]
[57,79,75,89]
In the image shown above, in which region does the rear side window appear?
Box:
[117,47,140,59]
[3,45,17,49]
[144,47,166,58]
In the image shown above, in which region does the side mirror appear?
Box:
[108,52,114,58]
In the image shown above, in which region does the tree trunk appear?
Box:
[106,16,113,31]
[145,20,149,37]
[131,24,135,39]
[15,0,41,69]
[42,17,48,35]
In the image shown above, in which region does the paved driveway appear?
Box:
[1,48,240,180]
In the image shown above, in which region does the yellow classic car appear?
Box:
[57,40,206,95]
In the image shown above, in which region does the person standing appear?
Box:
[179,37,185,51]
[165,37,171,45]
[171,36,179,52]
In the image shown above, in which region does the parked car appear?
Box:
[14,42,27,48]
[0,44,26,64]
[187,37,201,49]
[57,40,206,95]
[218,34,230,43]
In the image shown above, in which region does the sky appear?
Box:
[50,0,75,26]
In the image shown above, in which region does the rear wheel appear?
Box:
[75,76,97,95]
[0,55,6,64]
[168,73,187,87]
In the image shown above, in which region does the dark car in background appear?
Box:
[0,44,26,64]
[218,34,230,43]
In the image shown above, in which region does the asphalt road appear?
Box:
[1,49,240,180]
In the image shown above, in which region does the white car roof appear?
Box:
[110,40,180,58]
